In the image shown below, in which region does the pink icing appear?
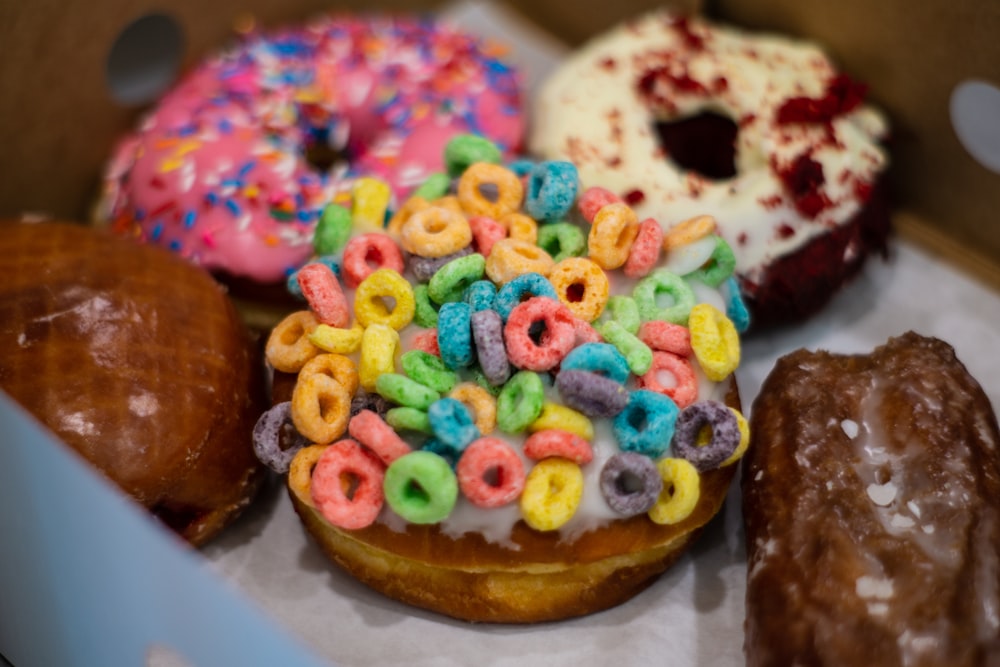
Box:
[99,15,525,284]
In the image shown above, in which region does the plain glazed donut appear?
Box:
[97,14,524,290]
[530,11,891,329]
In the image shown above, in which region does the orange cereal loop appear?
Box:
[588,202,639,270]
[448,382,498,434]
[291,372,352,445]
[502,212,538,244]
[484,238,555,285]
[399,206,472,258]
[430,194,464,215]
[266,310,320,373]
[548,257,610,322]
[457,162,523,219]
[298,353,360,397]
[662,214,717,252]
[288,444,328,497]
[386,195,429,237]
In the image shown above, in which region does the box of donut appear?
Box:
[1,0,1000,665]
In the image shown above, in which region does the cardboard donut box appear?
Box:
[2,0,999,665]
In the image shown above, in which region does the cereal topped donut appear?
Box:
[255,135,752,624]
[97,14,524,290]
[529,11,891,328]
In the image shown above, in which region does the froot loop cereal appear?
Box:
[257,134,751,540]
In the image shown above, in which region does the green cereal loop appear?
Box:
[536,222,586,262]
[444,134,503,177]
[496,370,545,433]
[386,406,433,434]
[383,451,458,524]
[632,269,697,325]
[314,203,352,255]
[428,253,486,305]
[375,373,441,410]
[597,320,654,376]
[412,173,451,201]
[401,350,458,394]
[413,284,440,328]
[603,295,641,335]
[686,236,736,287]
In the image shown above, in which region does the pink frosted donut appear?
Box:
[98,14,524,287]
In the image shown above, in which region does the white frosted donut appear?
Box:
[530,11,891,326]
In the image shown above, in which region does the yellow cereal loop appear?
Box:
[457,162,523,219]
[265,310,320,373]
[291,372,352,445]
[351,177,391,232]
[298,353,359,398]
[688,303,740,381]
[648,457,701,525]
[448,382,497,435]
[386,195,429,237]
[528,402,594,441]
[663,214,717,252]
[520,458,584,531]
[353,268,415,330]
[288,444,328,498]
[484,238,555,285]
[720,408,750,467]
[548,256,610,322]
[308,321,364,355]
[502,212,538,244]
[399,206,472,258]
[588,202,640,270]
[359,323,400,392]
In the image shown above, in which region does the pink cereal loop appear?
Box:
[412,329,440,356]
[578,187,621,223]
[297,262,350,328]
[662,214,717,252]
[310,438,385,530]
[637,351,699,409]
[503,296,577,371]
[341,233,405,288]
[623,217,664,278]
[638,320,693,356]
[523,429,594,465]
[349,409,412,465]
[468,215,507,257]
[456,437,526,508]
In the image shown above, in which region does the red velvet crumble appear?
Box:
[776,74,869,126]
[670,16,705,50]
[776,153,831,218]
[623,189,646,206]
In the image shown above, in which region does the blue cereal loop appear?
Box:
[506,159,536,178]
[721,276,751,334]
[428,397,481,451]
[437,301,475,369]
[463,280,498,313]
[613,390,680,458]
[493,272,558,321]
[560,343,630,385]
[525,161,580,222]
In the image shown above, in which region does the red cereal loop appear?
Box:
[412,329,440,356]
[468,215,507,257]
[503,296,577,371]
[638,320,693,356]
[297,262,350,328]
[523,429,594,465]
[341,233,405,288]
[310,439,385,530]
[456,437,526,508]
[348,410,412,465]
[637,351,699,409]
[578,187,622,223]
[623,217,664,278]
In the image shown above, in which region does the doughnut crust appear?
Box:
[743,333,1000,665]
[0,222,267,546]
[278,373,741,623]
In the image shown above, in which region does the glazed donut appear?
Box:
[255,137,751,623]
[97,14,524,302]
[529,11,891,329]
[0,221,267,546]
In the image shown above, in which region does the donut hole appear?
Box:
[303,126,352,173]
[654,111,738,181]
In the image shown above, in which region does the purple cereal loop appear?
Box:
[471,309,511,387]
[350,390,393,419]
[409,246,473,283]
[555,369,629,418]
[253,401,308,474]
[670,400,741,472]
[599,452,663,516]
